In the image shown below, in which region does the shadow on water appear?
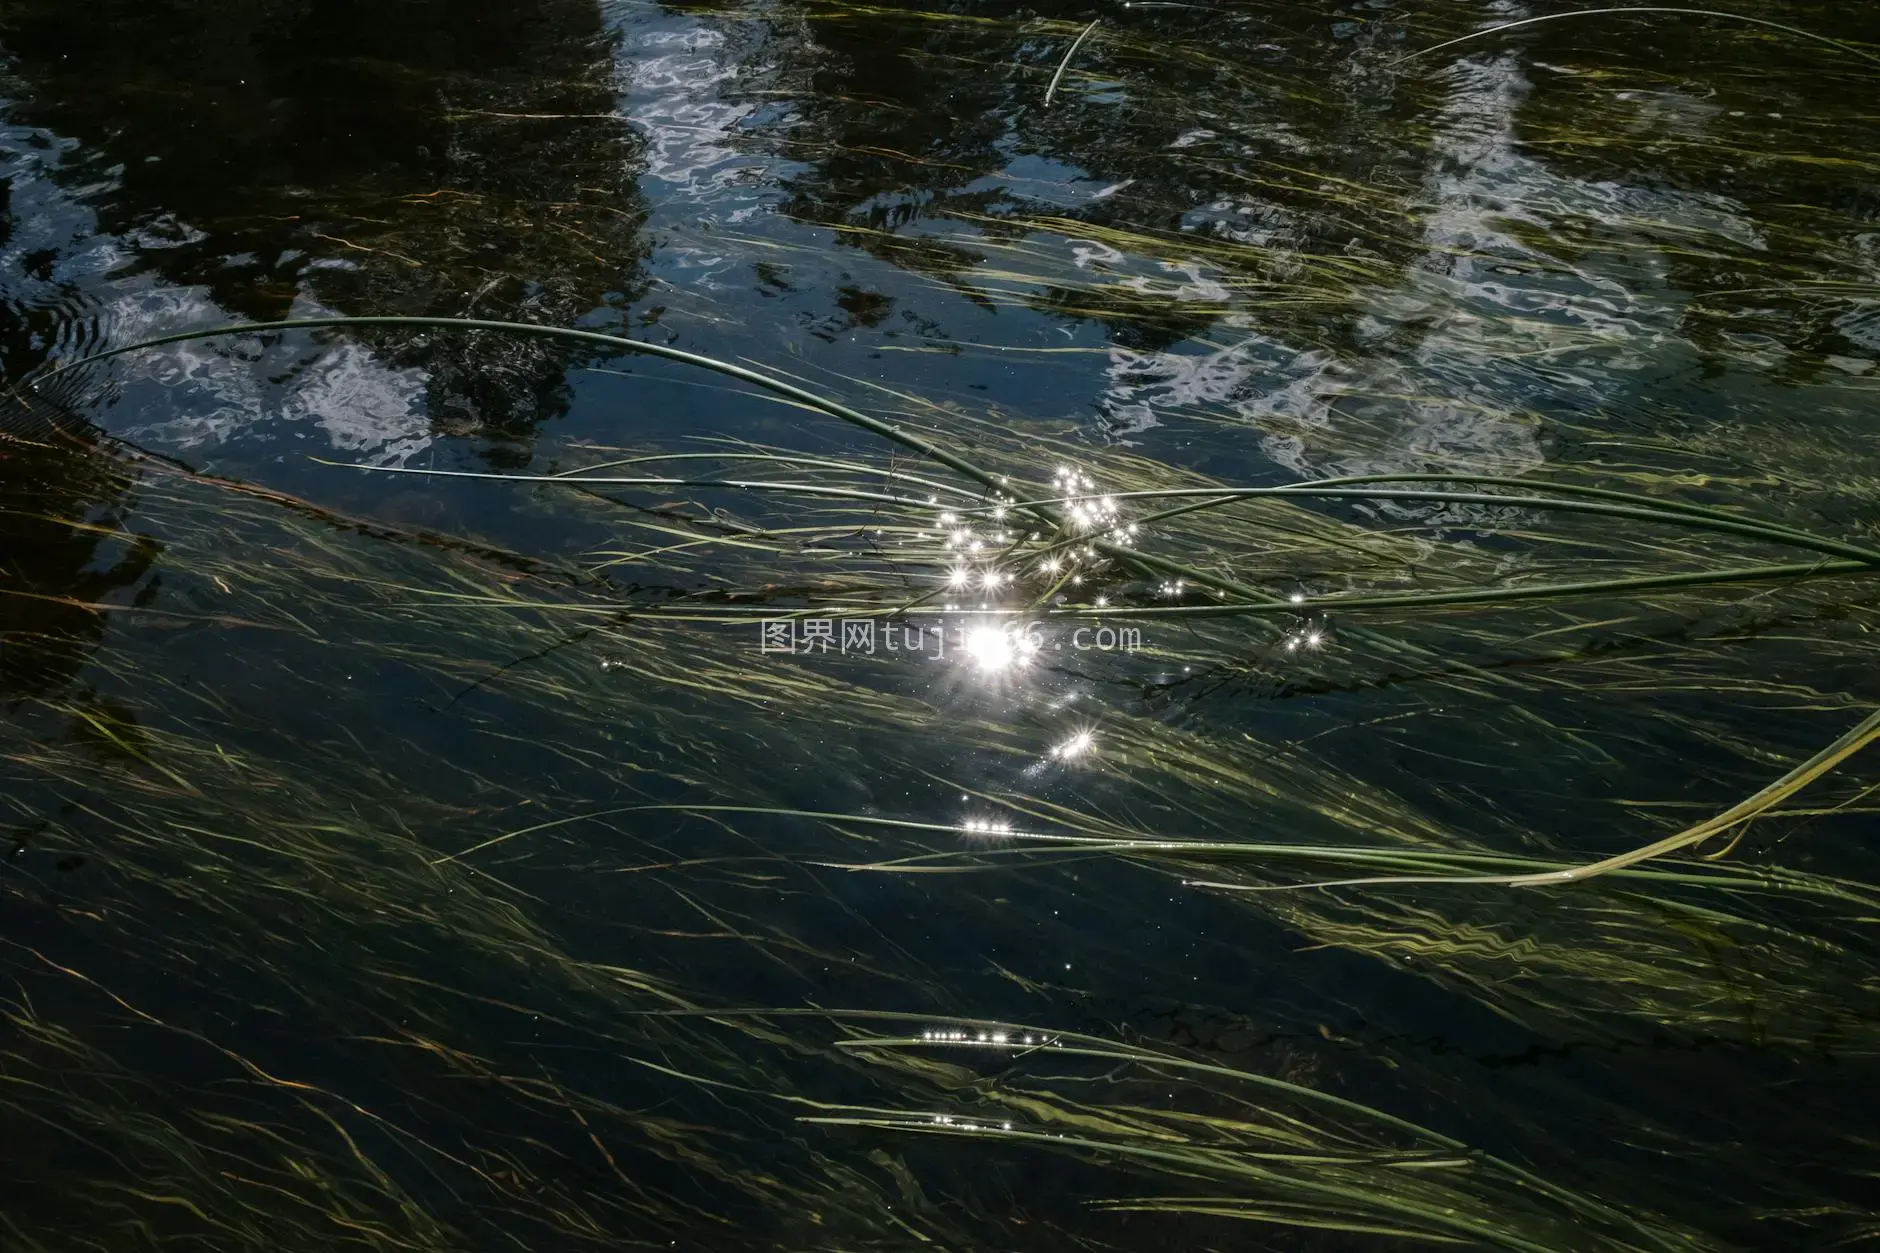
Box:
[3,1,1880,1250]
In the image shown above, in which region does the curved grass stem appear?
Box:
[1186,708,1880,893]
[1045,19,1101,108]
[1390,7,1880,71]
[36,315,1045,522]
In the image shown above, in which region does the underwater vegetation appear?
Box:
[4,2,1880,1250]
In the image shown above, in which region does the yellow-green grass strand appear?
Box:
[314,460,951,510]
[449,560,1865,622]
[819,841,1876,903]
[996,485,1880,568]
[33,316,1054,529]
[795,1116,1568,1252]
[1076,471,1880,563]
[1186,708,1880,894]
[1044,19,1102,108]
[551,449,980,500]
[1391,7,1880,72]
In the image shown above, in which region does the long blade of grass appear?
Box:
[1044,19,1101,108]
[1188,708,1880,893]
[1391,7,1880,71]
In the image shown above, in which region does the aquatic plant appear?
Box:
[8,0,1880,1248]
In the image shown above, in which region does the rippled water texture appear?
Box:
[4,3,1880,1250]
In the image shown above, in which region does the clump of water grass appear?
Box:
[27,317,1880,1069]
[11,4,1880,1244]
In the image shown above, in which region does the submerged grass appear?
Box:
[9,1,1880,1248]
[1,442,1739,1252]
[10,298,1880,1248]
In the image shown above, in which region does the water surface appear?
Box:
[4,2,1880,1249]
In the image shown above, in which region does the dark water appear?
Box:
[4,2,1880,1250]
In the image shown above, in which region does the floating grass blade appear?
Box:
[1391,6,1880,71]
[1044,19,1101,108]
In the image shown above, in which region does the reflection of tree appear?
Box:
[667,0,1878,379]
[653,0,1880,475]
[659,0,1431,354]
[0,138,152,703]
[0,0,651,460]
[1485,10,1880,376]
[0,0,653,701]
[0,400,155,703]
